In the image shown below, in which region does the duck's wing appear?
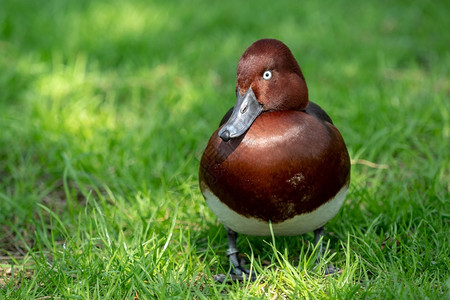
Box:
[305,101,333,125]
[219,107,234,126]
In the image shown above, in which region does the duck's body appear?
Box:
[199,39,350,282]
[200,109,350,236]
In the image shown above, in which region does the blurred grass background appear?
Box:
[0,0,449,298]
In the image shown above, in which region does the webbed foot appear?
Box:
[214,266,258,283]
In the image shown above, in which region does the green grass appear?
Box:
[0,0,449,298]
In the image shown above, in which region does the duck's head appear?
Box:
[219,39,309,141]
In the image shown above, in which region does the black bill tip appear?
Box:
[219,129,231,142]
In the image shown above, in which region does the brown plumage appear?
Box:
[200,38,350,225]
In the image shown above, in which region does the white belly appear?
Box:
[202,185,348,236]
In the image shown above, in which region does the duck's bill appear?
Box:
[218,87,263,141]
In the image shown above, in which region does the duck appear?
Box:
[199,39,350,283]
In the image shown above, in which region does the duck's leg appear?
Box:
[313,226,340,275]
[214,227,257,283]
[314,226,324,264]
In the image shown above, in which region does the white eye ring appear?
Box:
[263,70,272,80]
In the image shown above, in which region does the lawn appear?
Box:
[0,0,449,298]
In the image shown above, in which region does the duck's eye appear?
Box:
[263,70,272,80]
